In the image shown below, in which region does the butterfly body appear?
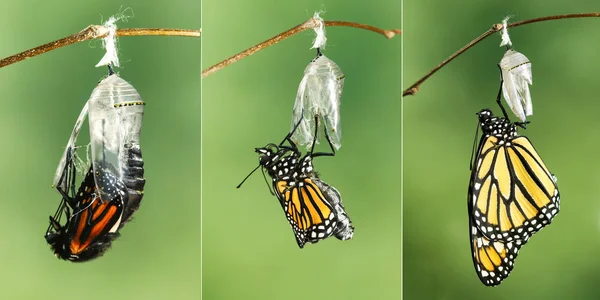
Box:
[120,143,146,227]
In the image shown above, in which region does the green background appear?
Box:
[202,1,401,299]
[404,1,600,299]
[0,1,200,299]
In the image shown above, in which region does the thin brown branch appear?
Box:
[403,12,600,97]
[403,25,501,97]
[202,18,401,78]
[0,27,200,69]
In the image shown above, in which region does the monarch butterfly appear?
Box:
[45,160,127,262]
[468,109,559,286]
[238,115,354,248]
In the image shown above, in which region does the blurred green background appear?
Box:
[0,1,199,299]
[202,1,400,299]
[404,1,600,299]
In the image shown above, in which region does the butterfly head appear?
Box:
[476,109,493,124]
[255,143,282,167]
[45,216,72,260]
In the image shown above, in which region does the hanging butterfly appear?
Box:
[45,66,145,261]
[468,107,559,286]
[238,114,354,248]
[45,151,128,262]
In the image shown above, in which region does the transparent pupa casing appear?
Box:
[291,54,344,150]
[52,101,89,193]
[499,49,533,122]
[88,74,144,203]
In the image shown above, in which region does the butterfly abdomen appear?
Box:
[120,142,146,225]
[312,178,354,241]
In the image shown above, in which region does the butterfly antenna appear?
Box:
[236,164,261,189]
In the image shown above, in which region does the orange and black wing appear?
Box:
[469,135,559,243]
[68,196,123,258]
[469,214,526,286]
[69,169,126,256]
[274,178,337,248]
[46,166,126,262]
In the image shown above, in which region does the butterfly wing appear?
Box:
[274,178,340,248]
[68,167,125,261]
[470,135,559,243]
[469,214,526,286]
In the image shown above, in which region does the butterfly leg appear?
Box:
[514,121,530,129]
[280,109,305,153]
[262,168,275,196]
[496,64,511,121]
[282,109,305,145]
[46,200,69,234]
[310,115,336,158]
[55,147,78,208]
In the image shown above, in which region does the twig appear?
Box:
[0,27,201,69]
[202,18,401,78]
[403,12,600,97]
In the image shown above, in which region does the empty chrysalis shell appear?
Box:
[88,74,145,203]
[291,53,344,150]
[499,49,533,122]
[52,101,89,192]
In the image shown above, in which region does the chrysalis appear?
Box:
[87,72,146,214]
[45,69,146,262]
[499,49,533,122]
[291,51,344,150]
